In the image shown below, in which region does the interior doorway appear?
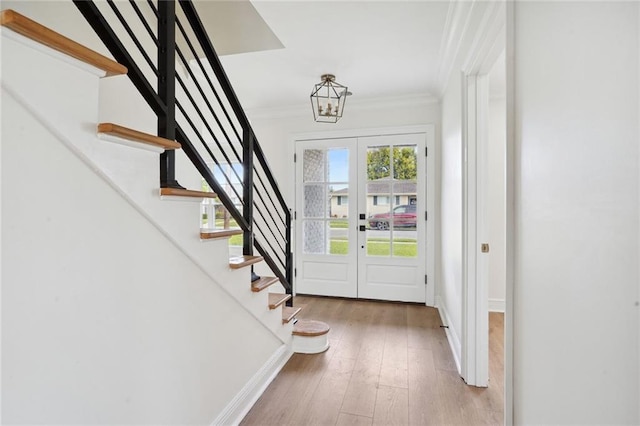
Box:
[461,30,507,389]
[294,126,435,305]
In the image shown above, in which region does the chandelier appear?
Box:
[310,74,348,123]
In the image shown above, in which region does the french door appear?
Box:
[295,129,434,304]
[295,138,358,298]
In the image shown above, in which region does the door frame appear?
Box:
[293,125,436,306]
[459,0,508,393]
[460,4,515,425]
[461,72,489,388]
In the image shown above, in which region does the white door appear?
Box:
[295,138,358,297]
[295,129,433,304]
[357,134,426,302]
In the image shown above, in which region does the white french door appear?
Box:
[295,128,434,304]
[356,134,426,302]
[294,138,358,298]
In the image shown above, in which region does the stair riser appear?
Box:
[292,335,330,354]
[98,77,161,140]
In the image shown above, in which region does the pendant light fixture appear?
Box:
[310,74,348,123]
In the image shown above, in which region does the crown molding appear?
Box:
[435,0,476,96]
[461,0,506,75]
[435,0,506,95]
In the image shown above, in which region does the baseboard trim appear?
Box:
[435,296,462,375]
[489,298,505,313]
[211,344,293,426]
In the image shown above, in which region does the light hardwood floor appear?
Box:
[241,296,504,426]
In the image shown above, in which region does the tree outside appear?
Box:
[366,146,417,181]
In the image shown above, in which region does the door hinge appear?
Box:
[294,153,297,162]
[294,268,297,277]
[425,275,428,285]
[425,211,428,221]
[294,211,297,220]
[425,147,428,157]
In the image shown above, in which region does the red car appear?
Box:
[367,204,417,230]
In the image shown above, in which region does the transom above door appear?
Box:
[294,127,435,305]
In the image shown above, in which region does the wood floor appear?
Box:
[241,296,504,426]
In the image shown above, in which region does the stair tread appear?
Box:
[229,255,263,269]
[160,187,217,199]
[98,123,181,150]
[0,9,127,76]
[268,293,291,309]
[293,319,330,337]
[200,229,242,240]
[251,276,279,292]
[282,306,302,324]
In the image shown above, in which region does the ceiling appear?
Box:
[201,1,453,113]
[2,0,459,114]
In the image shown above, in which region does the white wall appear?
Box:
[512,2,639,423]
[488,96,506,312]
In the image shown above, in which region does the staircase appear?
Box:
[1,6,301,335]
[1,5,327,425]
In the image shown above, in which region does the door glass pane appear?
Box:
[304,184,326,218]
[366,146,391,180]
[303,220,325,254]
[391,145,418,257]
[367,236,391,257]
[303,149,324,182]
[328,148,349,182]
[329,220,348,255]
[392,145,418,180]
[329,184,348,218]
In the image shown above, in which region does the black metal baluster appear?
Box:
[158,1,181,189]
[243,129,254,255]
[243,129,258,281]
[285,209,293,306]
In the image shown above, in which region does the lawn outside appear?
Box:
[329,220,349,229]
[330,238,417,257]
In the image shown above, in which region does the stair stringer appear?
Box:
[0,29,294,346]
